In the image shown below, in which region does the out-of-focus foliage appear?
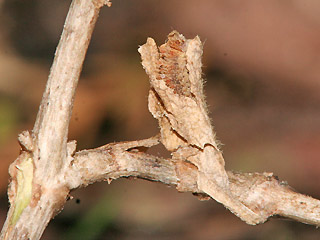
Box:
[0,98,19,144]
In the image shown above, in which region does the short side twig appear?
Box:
[65,138,320,227]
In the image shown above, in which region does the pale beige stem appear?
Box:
[0,1,109,239]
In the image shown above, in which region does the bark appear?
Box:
[1,0,320,239]
[0,0,110,239]
[70,140,320,227]
[139,32,261,224]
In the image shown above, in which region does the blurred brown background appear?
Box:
[1,0,320,239]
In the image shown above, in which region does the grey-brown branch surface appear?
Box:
[71,137,320,227]
[138,31,320,226]
[1,1,320,240]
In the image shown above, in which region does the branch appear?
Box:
[137,31,320,225]
[67,136,320,227]
[0,0,110,239]
[1,1,320,240]
[138,31,260,224]
[32,0,109,180]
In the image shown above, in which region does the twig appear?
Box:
[0,0,110,239]
[68,136,320,227]
[1,1,320,240]
[139,31,260,224]
[138,31,320,226]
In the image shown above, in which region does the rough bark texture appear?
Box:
[139,31,262,224]
[1,1,320,239]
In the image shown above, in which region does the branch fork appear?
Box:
[1,1,320,239]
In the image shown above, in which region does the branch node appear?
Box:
[18,131,34,152]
